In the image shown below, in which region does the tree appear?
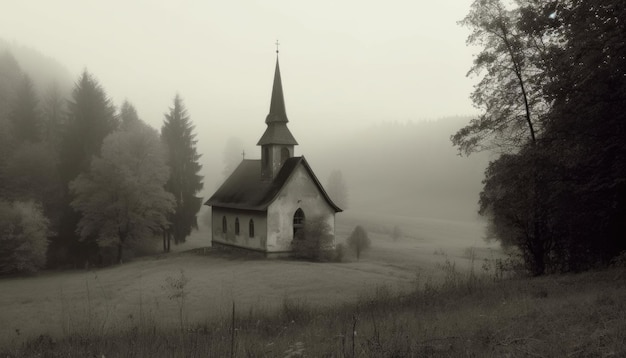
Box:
[53,70,118,267]
[479,150,555,274]
[40,82,67,146]
[451,0,547,155]
[347,225,370,261]
[9,74,42,143]
[326,170,348,209]
[457,0,626,273]
[70,121,174,264]
[3,142,63,226]
[452,0,551,274]
[60,70,118,182]
[0,51,23,119]
[0,200,50,274]
[535,0,626,269]
[161,94,203,248]
[119,99,140,130]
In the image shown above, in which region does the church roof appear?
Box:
[257,122,298,145]
[205,156,342,212]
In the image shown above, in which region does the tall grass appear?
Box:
[3,263,626,357]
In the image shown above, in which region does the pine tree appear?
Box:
[10,74,42,143]
[60,70,118,183]
[52,70,118,267]
[119,99,140,130]
[161,94,203,249]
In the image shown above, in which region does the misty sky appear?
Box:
[1,0,480,199]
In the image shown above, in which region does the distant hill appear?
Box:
[306,116,491,222]
[0,38,73,96]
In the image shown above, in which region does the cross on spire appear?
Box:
[241,150,246,159]
[275,39,280,54]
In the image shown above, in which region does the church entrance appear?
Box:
[293,208,305,239]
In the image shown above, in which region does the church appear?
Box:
[205,54,342,256]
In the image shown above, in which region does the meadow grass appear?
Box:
[3,261,625,357]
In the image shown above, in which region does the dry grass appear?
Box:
[0,212,497,347]
[3,265,626,357]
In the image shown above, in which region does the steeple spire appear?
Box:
[265,56,288,124]
[257,48,298,180]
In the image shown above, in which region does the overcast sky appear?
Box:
[1,0,479,195]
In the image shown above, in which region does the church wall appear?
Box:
[211,207,267,251]
[267,164,336,252]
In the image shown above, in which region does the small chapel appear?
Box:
[205,52,342,256]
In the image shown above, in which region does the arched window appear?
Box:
[293,208,305,239]
[222,216,227,234]
[281,147,290,164]
[235,218,240,235]
[249,219,255,238]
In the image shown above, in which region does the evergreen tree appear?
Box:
[119,99,140,130]
[10,74,42,143]
[41,82,67,146]
[161,94,203,249]
[52,70,118,267]
[60,70,118,183]
[0,51,22,120]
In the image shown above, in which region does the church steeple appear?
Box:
[258,52,298,180]
[266,58,288,124]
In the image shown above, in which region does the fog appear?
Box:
[1,1,486,222]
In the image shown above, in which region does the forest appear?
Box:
[452,0,626,275]
[0,52,204,273]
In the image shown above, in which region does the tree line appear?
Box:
[0,52,203,273]
[453,0,625,274]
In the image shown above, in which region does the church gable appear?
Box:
[267,160,340,251]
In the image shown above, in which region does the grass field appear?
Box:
[0,211,495,348]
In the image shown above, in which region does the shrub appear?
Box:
[0,200,50,274]
[292,216,334,261]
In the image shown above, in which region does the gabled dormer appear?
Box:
[257,55,298,180]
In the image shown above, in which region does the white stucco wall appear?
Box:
[211,207,267,251]
[266,164,336,252]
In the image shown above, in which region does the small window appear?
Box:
[235,218,240,235]
[249,219,255,238]
[293,208,305,239]
[293,209,305,225]
[222,216,227,234]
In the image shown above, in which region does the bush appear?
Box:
[292,216,334,261]
[0,200,50,274]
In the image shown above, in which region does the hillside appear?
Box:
[304,117,491,222]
